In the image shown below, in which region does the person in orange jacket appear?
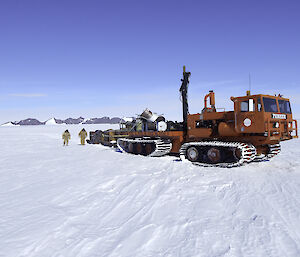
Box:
[62,130,71,146]
[79,128,88,145]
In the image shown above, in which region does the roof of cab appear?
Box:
[231,94,290,102]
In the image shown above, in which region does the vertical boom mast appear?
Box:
[179,66,191,135]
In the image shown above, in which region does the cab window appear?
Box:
[257,98,262,112]
[278,100,291,114]
[263,97,278,112]
[240,99,255,112]
[241,101,248,112]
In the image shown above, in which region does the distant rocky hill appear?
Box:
[18,118,44,126]
[1,117,122,126]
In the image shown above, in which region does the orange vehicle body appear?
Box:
[88,67,297,164]
[128,93,297,155]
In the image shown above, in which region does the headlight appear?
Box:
[243,118,252,127]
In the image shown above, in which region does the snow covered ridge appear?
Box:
[1,116,121,126]
[1,122,20,127]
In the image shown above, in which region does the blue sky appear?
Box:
[0,0,299,123]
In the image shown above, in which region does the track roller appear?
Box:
[180,141,257,168]
[117,138,172,157]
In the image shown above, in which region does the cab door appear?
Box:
[234,97,265,133]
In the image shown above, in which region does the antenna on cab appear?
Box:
[247,73,251,96]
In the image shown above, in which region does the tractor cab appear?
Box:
[232,92,298,140]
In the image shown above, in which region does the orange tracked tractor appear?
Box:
[88,67,298,167]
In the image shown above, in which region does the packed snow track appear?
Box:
[0,125,300,257]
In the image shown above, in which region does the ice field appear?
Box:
[0,124,300,257]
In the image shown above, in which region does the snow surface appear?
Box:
[0,124,300,257]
